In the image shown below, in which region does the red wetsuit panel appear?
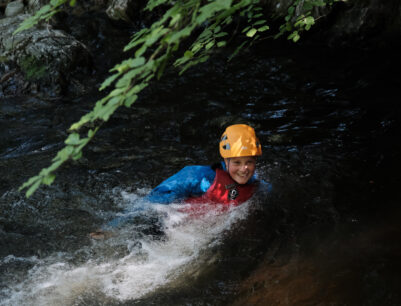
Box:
[186,168,257,206]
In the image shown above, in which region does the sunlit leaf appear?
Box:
[246,28,257,37]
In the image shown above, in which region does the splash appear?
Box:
[0,190,251,305]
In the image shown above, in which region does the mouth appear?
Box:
[236,173,249,179]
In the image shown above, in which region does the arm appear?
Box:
[145,165,216,204]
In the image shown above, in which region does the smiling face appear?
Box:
[225,156,257,185]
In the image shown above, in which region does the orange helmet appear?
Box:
[219,124,262,158]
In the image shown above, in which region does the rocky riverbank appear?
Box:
[1,0,401,99]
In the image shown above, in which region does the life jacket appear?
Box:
[185,168,257,206]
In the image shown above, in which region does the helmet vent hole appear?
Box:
[222,144,230,150]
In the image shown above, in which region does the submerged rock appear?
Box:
[0,14,92,96]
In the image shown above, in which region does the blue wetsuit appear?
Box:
[146,161,269,204]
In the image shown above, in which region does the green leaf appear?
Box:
[167,26,193,44]
[146,0,167,11]
[305,16,315,25]
[205,41,215,50]
[42,174,56,185]
[47,159,64,172]
[197,0,233,24]
[100,73,120,91]
[69,113,92,131]
[88,129,96,138]
[258,25,269,32]
[129,57,146,68]
[199,55,209,63]
[184,50,194,58]
[124,94,138,107]
[191,42,203,53]
[19,175,39,191]
[242,26,251,33]
[254,20,266,26]
[124,37,147,52]
[108,96,122,106]
[246,28,257,37]
[213,26,221,33]
[215,32,228,38]
[311,0,326,6]
[288,31,300,42]
[57,146,74,161]
[96,103,119,121]
[228,41,247,61]
[26,179,41,198]
[135,45,147,58]
[109,88,125,97]
[72,151,82,161]
[303,2,314,11]
[65,133,80,145]
[217,41,226,47]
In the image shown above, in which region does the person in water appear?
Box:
[146,123,266,205]
[90,124,269,239]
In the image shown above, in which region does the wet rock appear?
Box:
[5,0,24,17]
[27,0,47,13]
[106,0,132,22]
[0,14,92,96]
[105,0,143,22]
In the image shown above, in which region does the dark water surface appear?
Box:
[1,41,400,305]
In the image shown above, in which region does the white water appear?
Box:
[0,189,251,305]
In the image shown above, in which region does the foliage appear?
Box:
[17,0,334,197]
[276,0,338,42]
[13,0,76,34]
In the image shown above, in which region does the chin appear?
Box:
[234,177,250,185]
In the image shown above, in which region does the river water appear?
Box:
[1,39,401,305]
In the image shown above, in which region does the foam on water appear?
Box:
[0,190,251,305]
